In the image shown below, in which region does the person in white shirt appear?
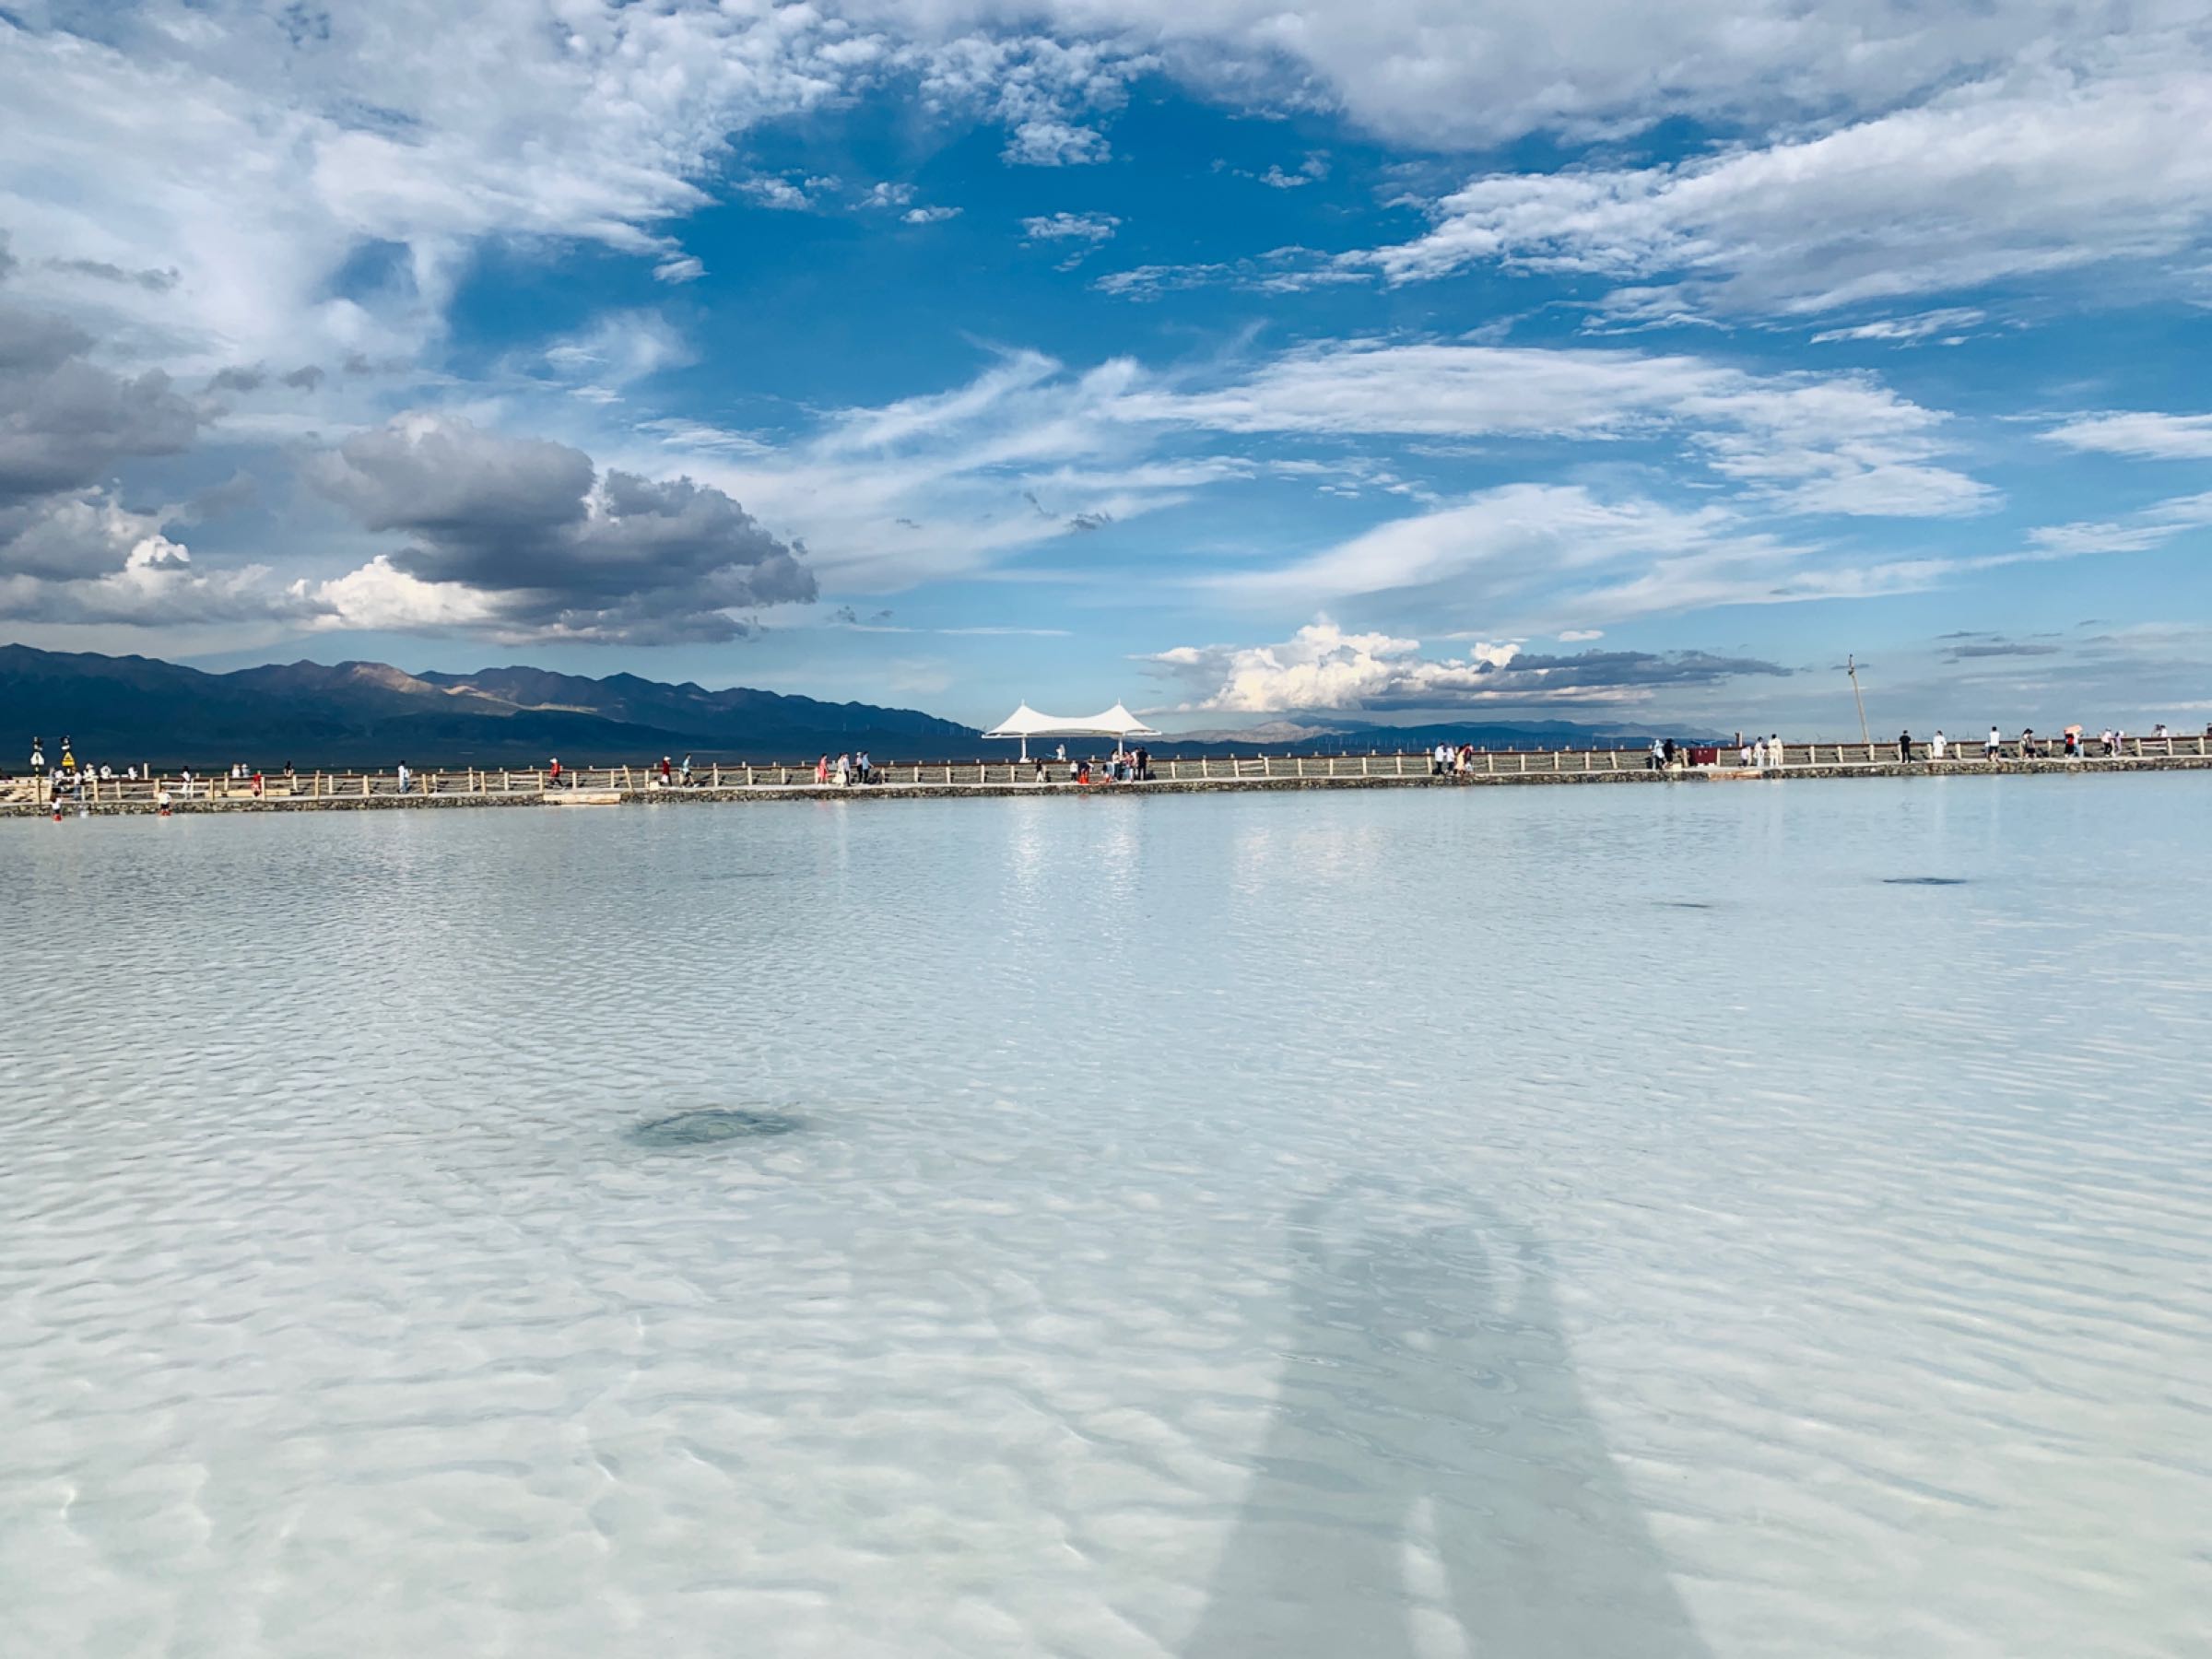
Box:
[1930,730,1946,760]
[1985,726,2002,759]
[1767,734,1783,770]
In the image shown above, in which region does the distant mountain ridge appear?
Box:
[0,643,1683,770]
[0,645,980,766]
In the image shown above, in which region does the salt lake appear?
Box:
[3,776,2207,1656]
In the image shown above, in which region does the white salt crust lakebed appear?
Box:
[2,776,2207,1657]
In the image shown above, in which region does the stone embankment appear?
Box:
[6,741,2212,818]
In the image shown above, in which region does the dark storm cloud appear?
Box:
[1508,649,1789,687]
[1349,649,1791,710]
[0,301,198,508]
[281,364,325,391]
[308,413,817,643]
[183,469,260,521]
[0,232,17,283]
[207,364,268,393]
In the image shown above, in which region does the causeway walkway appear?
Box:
[7,741,2212,816]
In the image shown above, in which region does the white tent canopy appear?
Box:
[983,701,1161,759]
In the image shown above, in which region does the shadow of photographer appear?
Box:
[1182,1187,1709,1658]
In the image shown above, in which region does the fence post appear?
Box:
[1395,754,1405,775]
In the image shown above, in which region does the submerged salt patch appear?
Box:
[629,1108,805,1147]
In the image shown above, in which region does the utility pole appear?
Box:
[1846,654,1872,747]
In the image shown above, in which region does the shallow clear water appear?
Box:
[4,778,2208,1657]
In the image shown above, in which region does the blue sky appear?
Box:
[3,1,2210,733]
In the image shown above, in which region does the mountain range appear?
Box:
[0,644,1674,769]
[0,645,978,767]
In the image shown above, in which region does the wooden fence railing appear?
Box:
[7,735,2207,806]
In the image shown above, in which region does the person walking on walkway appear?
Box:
[1767,734,1784,770]
[396,761,411,795]
[1985,725,2002,760]
[1897,729,1912,763]
[1931,729,1947,760]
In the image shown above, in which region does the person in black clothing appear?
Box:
[1898,729,1912,762]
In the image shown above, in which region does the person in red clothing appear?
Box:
[548,756,562,787]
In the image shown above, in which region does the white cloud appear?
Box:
[538,311,697,394]
[1146,618,1788,711]
[1149,619,1520,710]
[1112,340,1994,518]
[739,177,815,211]
[902,205,964,224]
[0,494,287,625]
[2043,411,2212,460]
[1201,484,1803,620]
[1559,628,1604,641]
[1361,65,2212,315]
[651,254,705,284]
[2026,489,2212,554]
[1809,309,1985,345]
[1022,212,1122,242]
[1259,154,1331,189]
[295,552,503,632]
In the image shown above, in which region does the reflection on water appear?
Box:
[5,782,2211,1656]
[1188,1188,1708,1658]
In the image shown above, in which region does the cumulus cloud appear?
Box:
[1147,618,1787,711]
[303,413,816,642]
[902,205,963,224]
[0,494,288,625]
[0,302,198,506]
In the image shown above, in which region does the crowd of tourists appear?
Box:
[17,718,2211,818]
